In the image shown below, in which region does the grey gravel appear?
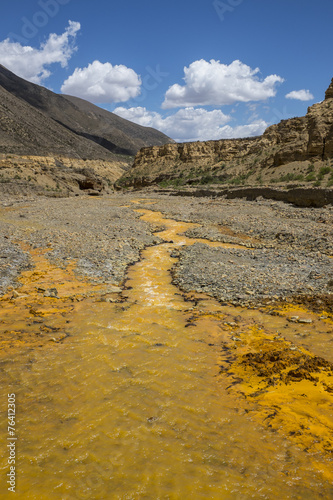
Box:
[0,192,332,307]
[173,243,333,305]
[0,194,160,293]
[0,240,31,293]
[131,192,333,304]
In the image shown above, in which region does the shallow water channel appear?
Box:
[1,202,333,499]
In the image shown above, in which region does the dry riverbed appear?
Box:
[1,192,333,304]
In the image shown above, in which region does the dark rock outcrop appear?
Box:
[158,186,333,208]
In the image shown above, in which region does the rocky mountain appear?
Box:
[62,95,172,156]
[0,64,173,197]
[0,82,112,160]
[0,64,172,158]
[117,79,333,191]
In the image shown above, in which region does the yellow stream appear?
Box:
[0,205,333,499]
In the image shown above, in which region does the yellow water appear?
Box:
[1,203,333,499]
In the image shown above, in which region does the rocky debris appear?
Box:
[43,288,58,298]
[0,192,332,309]
[297,318,313,324]
[160,186,333,208]
[240,348,333,385]
[173,243,333,305]
[185,225,261,248]
[0,194,162,294]
[0,240,30,293]
[128,194,333,306]
[145,194,333,256]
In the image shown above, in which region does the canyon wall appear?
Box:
[117,79,333,189]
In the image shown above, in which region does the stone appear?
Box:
[106,286,122,293]
[43,288,58,298]
[11,290,29,299]
[288,316,299,322]
[85,189,103,197]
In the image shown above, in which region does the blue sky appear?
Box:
[0,0,332,142]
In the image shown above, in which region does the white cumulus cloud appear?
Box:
[216,120,268,139]
[61,60,141,103]
[285,89,314,101]
[0,21,80,84]
[113,106,267,142]
[114,106,164,128]
[162,59,284,109]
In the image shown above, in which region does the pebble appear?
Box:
[43,288,58,298]
[288,316,299,322]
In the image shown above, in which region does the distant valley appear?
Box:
[1,65,333,204]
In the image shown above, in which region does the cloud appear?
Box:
[285,89,314,101]
[61,60,141,103]
[114,106,165,128]
[113,106,267,142]
[0,21,80,84]
[162,59,284,109]
[216,120,268,139]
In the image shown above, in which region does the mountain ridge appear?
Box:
[0,64,172,158]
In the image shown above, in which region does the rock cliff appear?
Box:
[0,154,127,198]
[117,80,333,190]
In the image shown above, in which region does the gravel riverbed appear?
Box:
[0,192,332,308]
[0,194,160,293]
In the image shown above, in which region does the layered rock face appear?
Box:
[325,78,333,100]
[118,80,333,188]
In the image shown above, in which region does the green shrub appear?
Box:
[159,178,186,188]
[278,173,304,182]
[305,172,316,182]
[230,176,244,185]
[200,175,215,184]
[317,166,331,180]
